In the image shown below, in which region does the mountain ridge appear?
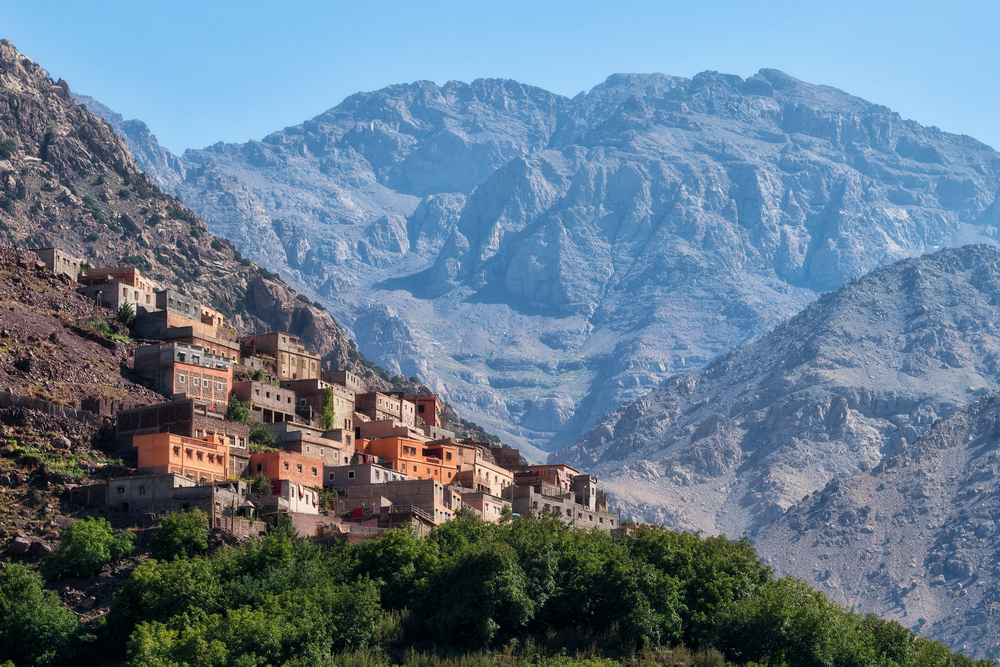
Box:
[79,68,1000,461]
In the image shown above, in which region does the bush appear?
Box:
[319,386,336,430]
[85,231,99,242]
[0,138,16,159]
[249,422,275,448]
[117,302,136,327]
[43,517,134,579]
[225,396,251,425]
[149,510,209,561]
[0,563,77,665]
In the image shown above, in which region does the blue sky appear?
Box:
[4,1,999,153]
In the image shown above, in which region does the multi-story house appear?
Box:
[77,266,160,313]
[231,381,297,424]
[135,433,229,483]
[249,450,324,489]
[240,332,320,380]
[34,247,83,279]
[133,342,233,409]
[279,378,355,433]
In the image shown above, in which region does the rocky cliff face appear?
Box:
[555,246,1000,535]
[0,40,363,376]
[83,69,1000,459]
[752,391,1000,660]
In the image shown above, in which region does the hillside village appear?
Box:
[24,246,621,544]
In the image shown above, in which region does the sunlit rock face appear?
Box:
[84,69,1000,461]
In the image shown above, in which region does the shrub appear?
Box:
[117,302,136,327]
[0,138,16,159]
[225,396,251,425]
[43,517,134,579]
[0,563,77,665]
[149,510,209,561]
[87,316,112,338]
[85,231,99,242]
[249,422,275,448]
[319,386,336,430]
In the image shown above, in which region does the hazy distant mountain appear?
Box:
[556,246,1000,535]
[753,390,1000,660]
[81,70,1000,459]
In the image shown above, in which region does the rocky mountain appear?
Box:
[0,40,371,379]
[83,69,1000,460]
[555,245,1000,536]
[752,391,1000,660]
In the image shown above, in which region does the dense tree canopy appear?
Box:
[1,513,993,666]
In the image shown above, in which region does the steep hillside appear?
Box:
[752,391,1000,660]
[555,245,1000,535]
[85,69,1000,458]
[0,40,365,376]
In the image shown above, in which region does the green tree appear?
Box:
[224,395,251,425]
[117,301,136,327]
[0,563,78,666]
[148,510,209,560]
[249,422,275,448]
[319,386,336,430]
[44,517,134,579]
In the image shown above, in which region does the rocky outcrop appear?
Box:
[0,40,364,376]
[752,391,1000,660]
[553,246,1000,536]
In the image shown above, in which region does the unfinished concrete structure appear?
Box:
[504,480,618,532]
[280,378,356,432]
[324,462,410,489]
[321,369,367,394]
[268,421,352,467]
[232,381,297,424]
[240,332,320,380]
[345,478,458,525]
[34,247,83,279]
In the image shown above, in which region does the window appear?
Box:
[216,382,223,391]
[197,452,204,461]
[186,449,193,459]
[117,487,125,494]
[297,464,303,474]
[283,462,289,471]
[328,472,335,481]
[374,470,380,480]
[311,467,318,477]
[306,445,311,453]
[257,464,263,472]
[192,378,200,388]
[139,486,145,495]
[173,446,180,457]
[299,399,306,407]
[348,470,355,479]
[446,452,452,461]
[178,374,186,384]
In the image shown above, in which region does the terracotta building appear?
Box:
[404,393,445,428]
[135,433,229,483]
[240,332,320,380]
[249,450,324,489]
[133,342,233,408]
[113,398,250,477]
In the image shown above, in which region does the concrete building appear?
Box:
[361,436,457,484]
[114,398,250,476]
[511,464,582,495]
[321,369,366,394]
[324,462,409,489]
[459,491,511,523]
[232,381,297,424]
[279,378,355,432]
[404,393,445,428]
[105,474,258,519]
[34,247,83,279]
[240,332,320,381]
[257,478,320,516]
[357,419,428,443]
[134,342,233,407]
[489,446,522,470]
[268,421,352,467]
[346,478,457,525]
[78,266,159,293]
[355,392,412,425]
[134,290,229,340]
[504,481,619,532]
[249,450,324,488]
[160,326,241,364]
[135,433,229,483]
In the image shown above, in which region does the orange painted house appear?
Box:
[361,436,460,484]
[249,451,323,488]
[135,433,229,483]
